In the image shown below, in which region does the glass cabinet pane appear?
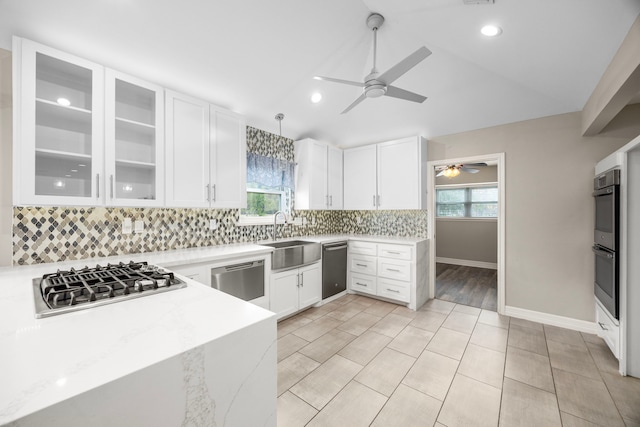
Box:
[112,78,157,201]
[34,52,93,198]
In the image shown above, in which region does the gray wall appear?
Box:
[436,219,498,264]
[436,165,498,264]
[430,111,632,322]
[0,48,11,267]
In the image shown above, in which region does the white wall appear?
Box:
[0,48,11,267]
[430,111,632,321]
[626,146,640,376]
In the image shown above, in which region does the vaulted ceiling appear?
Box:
[1,0,639,147]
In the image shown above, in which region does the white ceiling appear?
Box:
[1,0,639,147]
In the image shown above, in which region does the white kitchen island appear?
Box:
[0,258,276,426]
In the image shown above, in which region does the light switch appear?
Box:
[209,219,218,230]
[122,218,132,235]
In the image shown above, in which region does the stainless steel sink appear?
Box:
[259,240,321,270]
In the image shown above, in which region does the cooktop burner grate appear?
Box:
[33,261,186,318]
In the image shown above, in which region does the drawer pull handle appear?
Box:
[387,268,401,272]
[598,321,609,331]
[356,263,368,267]
[386,288,400,293]
[355,282,368,287]
[387,251,401,255]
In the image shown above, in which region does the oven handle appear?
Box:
[592,246,615,259]
[592,187,615,197]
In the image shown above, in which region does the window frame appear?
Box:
[435,183,498,220]
[238,187,288,226]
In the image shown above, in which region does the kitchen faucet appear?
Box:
[273,211,287,241]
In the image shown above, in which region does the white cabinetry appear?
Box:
[14,38,104,206]
[344,145,377,210]
[14,37,164,207]
[105,70,164,206]
[295,138,343,210]
[165,91,246,208]
[343,136,427,210]
[596,300,620,359]
[348,239,428,310]
[270,263,321,320]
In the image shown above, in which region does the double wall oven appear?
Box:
[593,169,620,319]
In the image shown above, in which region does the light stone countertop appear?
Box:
[0,233,426,424]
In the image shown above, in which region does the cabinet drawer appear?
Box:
[377,277,410,303]
[349,241,377,256]
[350,273,376,296]
[595,302,620,359]
[378,244,412,260]
[350,255,377,275]
[377,259,411,282]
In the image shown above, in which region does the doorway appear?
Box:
[427,153,505,314]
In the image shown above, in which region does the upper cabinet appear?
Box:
[295,138,343,210]
[165,91,246,208]
[14,38,165,207]
[105,70,164,206]
[14,38,105,206]
[343,136,427,210]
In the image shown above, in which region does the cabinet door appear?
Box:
[165,91,210,208]
[327,145,343,210]
[15,38,105,206]
[377,137,420,210]
[210,107,247,208]
[294,139,328,210]
[105,70,164,206]
[271,269,300,319]
[343,144,377,210]
[298,263,321,309]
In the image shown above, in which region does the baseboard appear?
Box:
[436,257,497,270]
[504,305,598,334]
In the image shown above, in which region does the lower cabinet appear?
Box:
[596,300,620,359]
[348,240,413,305]
[271,263,321,320]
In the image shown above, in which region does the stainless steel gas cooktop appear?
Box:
[32,261,186,318]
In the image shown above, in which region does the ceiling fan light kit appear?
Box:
[436,163,488,178]
[313,12,431,114]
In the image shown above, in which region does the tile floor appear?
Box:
[276,294,640,427]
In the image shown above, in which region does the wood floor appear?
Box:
[436,263,497,311]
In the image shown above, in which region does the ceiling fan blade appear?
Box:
[385,85,427,103]
[436,169,447,177]
[341,93,367,114]
[464,162,488,167]
[313,76,365,87]
[378,46,432,85]
[460,167,480,174]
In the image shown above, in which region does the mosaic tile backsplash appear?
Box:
[12,126,427,265]
[13,208,427,265]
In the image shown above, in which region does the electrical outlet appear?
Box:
[134,220,144,233]
[122,218,132,235]
[311,217,316,225]
[302,217,307,226]
[209,219,218,230]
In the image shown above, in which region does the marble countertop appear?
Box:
[0,269,275,424]
[0,233,426,423]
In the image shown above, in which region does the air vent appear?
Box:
[463,0,494,4]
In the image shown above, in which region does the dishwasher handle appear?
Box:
[217,260,264,272]
[324,244,347,252]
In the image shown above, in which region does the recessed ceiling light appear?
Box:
[311,92,323,103]
[56,97,71,106]
[481,25,502,37]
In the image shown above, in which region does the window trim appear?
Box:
[435,182,498,219]
[239,187,287,226]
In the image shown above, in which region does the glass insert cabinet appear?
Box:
[14,37,164,206]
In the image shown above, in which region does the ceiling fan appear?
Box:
[314,12,431,114]
[436,163,488,178]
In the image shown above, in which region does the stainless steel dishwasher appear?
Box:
[322,241,347,299]
[211,260,264,301]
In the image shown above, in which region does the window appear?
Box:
[240,152,295,223]
[436,186,498,218]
